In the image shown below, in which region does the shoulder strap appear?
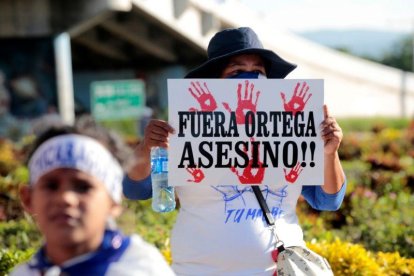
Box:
[251,186,275,226]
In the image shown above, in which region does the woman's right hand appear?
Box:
[140,119,175,152]
[128,119,175,180]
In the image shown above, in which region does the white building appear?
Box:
[131,0,414,118]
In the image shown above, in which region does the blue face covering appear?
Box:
[227,71,267,79]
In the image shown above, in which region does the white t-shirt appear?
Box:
[171,183,305,275]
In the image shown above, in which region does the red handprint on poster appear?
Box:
[283,162,303,184]
[186,167,205,183]
[280,81,312,115]
[230,139,265,184]
[188,81,218,112]
[222,80,261,124]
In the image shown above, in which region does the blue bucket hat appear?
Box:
[185,27,297,78]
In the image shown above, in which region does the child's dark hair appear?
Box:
[27,115,133,170]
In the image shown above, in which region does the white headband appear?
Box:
[28,134,124,203]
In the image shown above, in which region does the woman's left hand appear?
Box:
[320,105,343,155]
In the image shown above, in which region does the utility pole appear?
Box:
[54,33,75,125]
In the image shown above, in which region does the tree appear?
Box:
[380,35,413,72]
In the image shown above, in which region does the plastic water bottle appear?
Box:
[151,147,176,212]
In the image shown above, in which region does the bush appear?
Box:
[0,166,29,221]
[337,117,410,133]
[0,140,19,176]
[308,239,414,276]
[0,219,41,251]
[118,199,177,253]
[375,251,414,275]
[116,199,176,264]
[338,191,414,257]
[308,239,382,275]
[0,248,34,276]
[2,118,414,272]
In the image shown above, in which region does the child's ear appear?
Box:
[19,186,33,214]
[110,203,123,218]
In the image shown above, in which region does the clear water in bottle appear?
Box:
[151,147,176,212]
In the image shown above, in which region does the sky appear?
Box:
[235,0,414,33]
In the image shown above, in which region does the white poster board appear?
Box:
[168,79,324,187]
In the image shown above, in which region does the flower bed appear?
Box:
[1,118,413,274]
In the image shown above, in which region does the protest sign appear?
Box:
[168,79,324,186]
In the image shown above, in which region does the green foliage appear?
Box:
[308,239,382,275]
[0,206,38,274]
[100,119,139,138]
[308,239,414,276]
[1,118,414,273]
[120,199,177,249]
[340,191,414,257]
[302,120,414,259]
[337,117,410,133]
[0,248,35,276]
[380,35,413,72]
[341,35,413,72]
[341,160,371,189]
[0,168,29,221]
[0,219,41,250]
[375,251,414,276]
[0,140,19,176]
[334,46,353,55]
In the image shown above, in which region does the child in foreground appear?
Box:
[12,117,175,275]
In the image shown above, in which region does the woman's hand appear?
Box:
[128,119,175,180]
[320,105,343,155]
[140,119,175,153]
[321,105,345,193]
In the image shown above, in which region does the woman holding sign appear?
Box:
[123,27,346,275]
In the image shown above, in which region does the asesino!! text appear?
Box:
[177,111,317,169]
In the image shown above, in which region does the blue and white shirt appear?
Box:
[11,230,175,276]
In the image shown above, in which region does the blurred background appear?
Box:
[0,0,413,275]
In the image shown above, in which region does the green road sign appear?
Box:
[91,79,145,120]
